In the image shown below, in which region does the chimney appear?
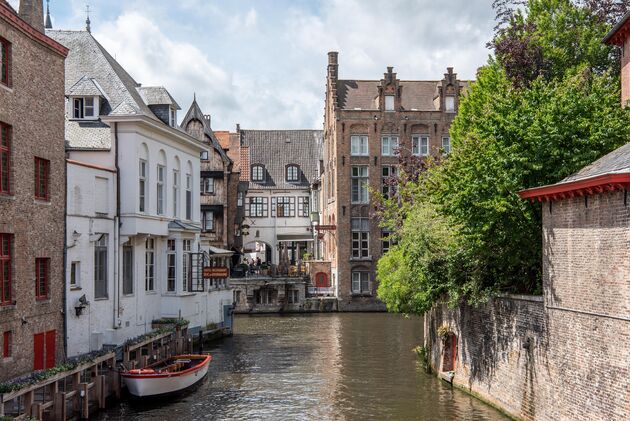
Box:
[19,0,45,32]
[327,51,339,83]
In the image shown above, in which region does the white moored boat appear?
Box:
[121,354,212,397]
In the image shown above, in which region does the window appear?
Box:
[122,245,133,295]
[381,136,399,156]
[412,135,429,156]
[0,234,11,305]
[2,331,10,358]
[157,165,165,215]
[287,289,299,304]
[442,136,451,154]
[298,197,310,217]
[70,261,80,288]
[202,211,214,231]
[145,238,155,291]
[182,240,191,292]
[1,122,11,194]
[35,258,49,300]
[382,166,398,199]
[200,150,209,160]
[0,37,10,86]
[167,239,176,292]
[173,170,179,218]
[351,166,369,204]
[251,165,264,182]
[350,135,368,156]
[72,97,96,119]
[445,96,455,112]
[351,218,370,259]
[94,235,108,299]
[201,177,214,194]
[385,95,395,111]
[237,191,244,207]
[351,271,370,294]
[286,165,299,182]
[34,157,50,201]
[139,160,147,212]
[272,196,295,217]
[245,197,268,217]
[382,230,395,253]
[170,108,177,127]
[185,173,192,220]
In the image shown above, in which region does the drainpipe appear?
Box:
[63,156,69,359]
[113,123,121,330]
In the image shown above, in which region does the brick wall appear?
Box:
[426,190,630,421]
[0,9,67,380]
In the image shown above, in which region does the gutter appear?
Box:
[63,156,68,359]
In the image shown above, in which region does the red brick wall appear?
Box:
[426,190,630,420]
[0,15,66,380]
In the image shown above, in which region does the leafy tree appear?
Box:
[376,0,630,313]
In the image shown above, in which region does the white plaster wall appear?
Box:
[242,189,315,263]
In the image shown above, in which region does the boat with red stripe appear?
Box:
[121,354,212,397]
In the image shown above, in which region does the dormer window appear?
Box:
[72,97,98,119]
[286,165,299,182]
[385,95,395,111]
[252,165,265,182]
[445,96,455,112]
[169,107,177,127]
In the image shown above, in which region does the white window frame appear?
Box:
[145,238,155,291]
[182,239,191,292]
[139,160,147,213]
[350,135,369,156]
[245,197,268,218]
[70,261,80,288]
[381,136,399,156]
[200,150,209,160]
[185,173,192,220]
[286,165,299,182]
[351,166,369,204]
[122,244,133,295]
[166,239,176,292]
[442,136,451,154]
[157,165,165,215]
[202,210,215,231]
[251,165,264,182]
[173,170,179,218]
[351,271,370,294]
[94,234,108,299]
[412,135,429,156]
[72,96,98,119]
[385,95,395,111]
[170,108,177,127]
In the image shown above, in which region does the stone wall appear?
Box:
[425,189,630,421]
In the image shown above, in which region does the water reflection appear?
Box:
[103,313,507,421]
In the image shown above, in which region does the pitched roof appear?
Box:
[46,30,165,149]
[180,99,231,165]
[603,11,630,45]
[519,142,630,201]
[241,130,323,190]
[336,80,470,111]
[214,131,231,149]
[67,76,107,98]
[65,120,111,150]
[137,86,181,109]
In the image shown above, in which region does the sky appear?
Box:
[9,0,496,130]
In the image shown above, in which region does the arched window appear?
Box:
[286,165,299,182]
[315,272,329,288]
[251,164,264,182]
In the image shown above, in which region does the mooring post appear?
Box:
[96,375,106,409]
[111,356,121,399]
[54,391,67,421]
[80,383,89,419]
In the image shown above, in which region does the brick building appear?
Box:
[320,51,468,311]
[0,0,68,380]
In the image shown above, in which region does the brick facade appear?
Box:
[0,2,67,380]
[321,51,466,311]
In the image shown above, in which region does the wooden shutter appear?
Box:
[33,333,44,370]
[45,330,56,369]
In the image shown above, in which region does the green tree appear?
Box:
[376,0,630,313]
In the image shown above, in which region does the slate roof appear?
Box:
[67,76,107,98]
[336,80,470,111]
[561,142,630,183]
[241,130,323,190]
[180,99,231,165]
[46,30,167,149]
[137,86,181,109]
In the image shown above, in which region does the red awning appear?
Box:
[518,173,630,202]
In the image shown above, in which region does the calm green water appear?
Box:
[104,313,508,421]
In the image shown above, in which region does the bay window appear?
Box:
[139,160,147,212]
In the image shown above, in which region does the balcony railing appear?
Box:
[308,286,335,296]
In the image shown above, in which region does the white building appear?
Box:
[239,130,323,267]
[49,29,233,357]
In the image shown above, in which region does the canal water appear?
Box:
[103,313,508,421]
